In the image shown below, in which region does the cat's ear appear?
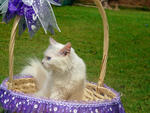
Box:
[59,42,71,56]
[49,37,57,45]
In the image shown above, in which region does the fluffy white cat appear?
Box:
[21,38,86,100]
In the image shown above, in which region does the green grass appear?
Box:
[0,6,150,113]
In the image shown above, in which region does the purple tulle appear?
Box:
[0,75,125,113]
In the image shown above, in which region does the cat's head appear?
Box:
[42,38,73,72]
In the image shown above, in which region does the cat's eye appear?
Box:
[46,56,51,60]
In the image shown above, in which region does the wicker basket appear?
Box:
[0,0,125,112]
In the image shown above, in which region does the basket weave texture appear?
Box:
[9,78,116,101]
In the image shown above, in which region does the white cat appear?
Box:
[21,38,86,100]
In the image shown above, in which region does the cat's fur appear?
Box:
[21,38,86,100]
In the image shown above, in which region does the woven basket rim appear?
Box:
[0,75,121,107]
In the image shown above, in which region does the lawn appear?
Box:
[0,6,150,113]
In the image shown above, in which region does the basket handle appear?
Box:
[8,1,108,88]
[8,15,21,89]
[93,0,109,87]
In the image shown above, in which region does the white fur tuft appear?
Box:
[21,58,51,97]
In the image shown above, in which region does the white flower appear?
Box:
[54,107,58,111]
[4,92,7,95]
[0,94,3,98]
[95,109,98,113]
[16,103,19,107]
[73,109,77,113]
[110,107,112,111]
[34,104,38,109]
[12,97,15,100]
[4,100,7,104]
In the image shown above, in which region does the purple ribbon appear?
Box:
[2,0,60,37]
[8,2,17,13]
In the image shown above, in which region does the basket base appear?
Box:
[0,76,125,113]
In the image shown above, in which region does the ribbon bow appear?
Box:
[0,0,61,37]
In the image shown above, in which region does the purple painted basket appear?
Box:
[0,76,125,113]
[0,0,125,113]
